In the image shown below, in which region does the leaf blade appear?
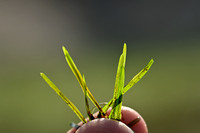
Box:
[123,59,154,94]
[109,43,127,120]
[62,46,104,116]
[83,75,94,120]
[103,59,154,113]
[40,73,87,123]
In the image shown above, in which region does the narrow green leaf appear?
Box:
[62,46,104,116]
[40,73,87,123]
[109,43,127,120]
[102,99,113,113]
[83,75,94,120]
[123,59,154,94]
[103,59,154,113]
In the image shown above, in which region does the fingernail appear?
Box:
[127,116,141,128]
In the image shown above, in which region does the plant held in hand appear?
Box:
[40,43,154,133]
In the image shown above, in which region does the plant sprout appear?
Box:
[40,43,154,128]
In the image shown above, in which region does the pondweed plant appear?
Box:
[40,43,153,131]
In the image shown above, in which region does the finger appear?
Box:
[117,106,148,133]
[67,106,148,133]
[76,118,133,133]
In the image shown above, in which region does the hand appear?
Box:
[67,106,148,133]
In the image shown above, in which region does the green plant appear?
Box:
[40,43,153,125]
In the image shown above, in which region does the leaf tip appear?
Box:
[62,46,68,55]
[40,72,44,77]
[82,74,86,85]
[149,59,154,66]
[123,43,127,53]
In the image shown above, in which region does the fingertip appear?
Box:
[120,106,148,133]
[67,106,148,133]
[76,118,133,133]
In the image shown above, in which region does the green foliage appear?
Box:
[102,58,154,113]
[62,46,104,116]
[40,73,87,123]
[83,75,94,120]
[109,43,126,120]
[40,43,153,123]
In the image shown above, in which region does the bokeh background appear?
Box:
[0,1,200,133]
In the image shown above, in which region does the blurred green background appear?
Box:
[0,1,200,133]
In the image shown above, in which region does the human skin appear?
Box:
[67,106,148,133]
